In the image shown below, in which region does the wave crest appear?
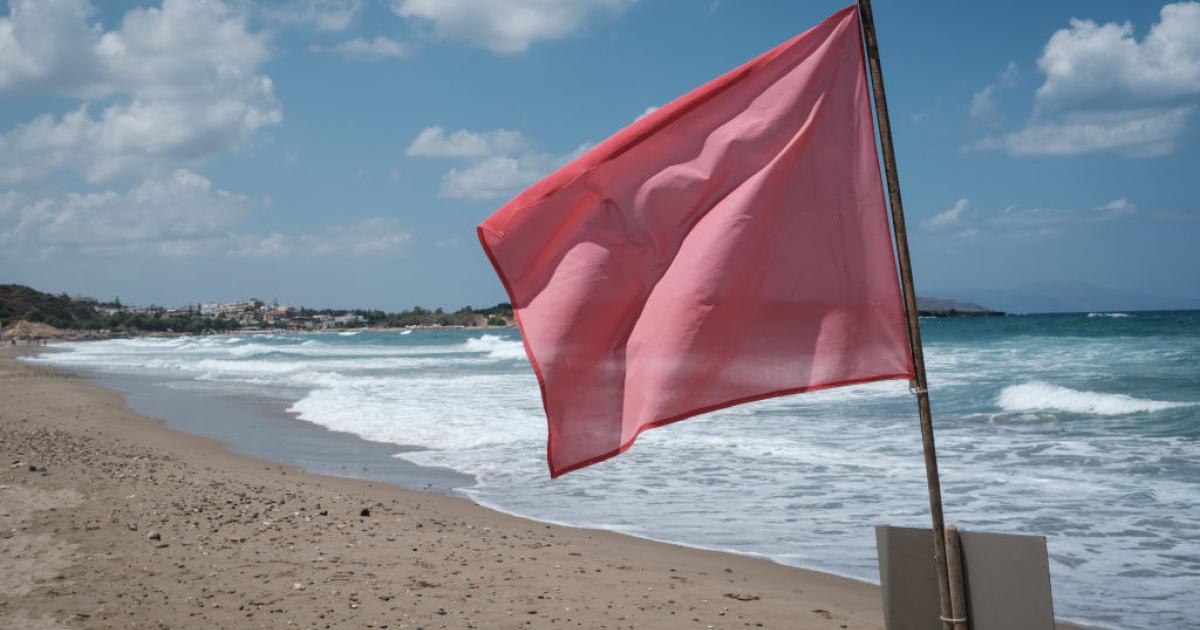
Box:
[997,381,1192,416]
[461,334,526,360]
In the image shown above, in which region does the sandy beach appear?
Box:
[0,344,894,629]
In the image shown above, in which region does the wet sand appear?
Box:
[1,345,889,629]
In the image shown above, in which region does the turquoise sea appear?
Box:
[33,310,1200,629]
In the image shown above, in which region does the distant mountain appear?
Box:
[916,296,999,315]
[928,282,1200,314]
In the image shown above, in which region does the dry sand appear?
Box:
[0,344,886,629]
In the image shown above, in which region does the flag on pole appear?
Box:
[478,5,914,477]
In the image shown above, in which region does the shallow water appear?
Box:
[32,311,1200,629]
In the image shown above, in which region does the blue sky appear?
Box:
[2,0,1198,312]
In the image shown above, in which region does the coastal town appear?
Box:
[1,283,1005,343]
[0,284,515,340]
[100,298,368,330]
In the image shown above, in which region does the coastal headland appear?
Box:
[1,345,886,629]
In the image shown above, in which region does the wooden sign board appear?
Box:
[875,526,1056,630]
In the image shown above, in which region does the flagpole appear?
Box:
[856,1,958,629]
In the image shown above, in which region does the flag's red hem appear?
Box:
[547,371,914,478]
[476,225,554,422]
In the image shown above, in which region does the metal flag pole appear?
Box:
[856,1,960,629]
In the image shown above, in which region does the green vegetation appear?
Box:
[353,303,513,328]
[0,284,104,330]
[3,283,1000,336]
[1,284,514,335]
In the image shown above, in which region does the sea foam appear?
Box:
[461,334,527,360]
[27,319,1200,629]
[997,381,1193,415]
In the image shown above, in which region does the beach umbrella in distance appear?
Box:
[476,3,1019,629]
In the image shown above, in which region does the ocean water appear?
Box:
[31,311,1200,629]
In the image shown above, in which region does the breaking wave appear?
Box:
[461,334,526,360]
[997,381,1193,416]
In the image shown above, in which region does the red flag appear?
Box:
[478,5,914,477]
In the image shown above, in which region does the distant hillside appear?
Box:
[0,284,103,329]
[2,283,1002,333]
[929,282,1200,314]
[0,283,515,334]
[916,296,1002,317]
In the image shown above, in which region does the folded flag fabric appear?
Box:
[478,4,914,477]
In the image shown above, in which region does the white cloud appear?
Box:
[991,198,1138,228]
[979,2,1200,157]
[978,107,1191,157]
[406,126,525,158]
[919,198,978,241]
[225,218,411,258]
[0,0,280,183]
[1035,5,1200,112]
[0,169,245,256]
[634,105,659,121]
[440,156,539,201]
[1098,197,1136,212]
[0,0,103,95]
[406,125,593,201]
[313,36,408,61]
[436,140,588,200]
[262,0,363,32]
[969,62,1017,126]
[0,170,410,259]
[923,199,970,230]
[391,0,635,53]
[914,197,1137,243]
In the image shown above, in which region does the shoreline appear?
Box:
[1,344,1100,629]
[2,324,518,343]
[39,343,892,585]
[1,344,888,629]
[78,365,475,496]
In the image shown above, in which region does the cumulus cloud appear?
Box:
[1035,5,1200,111]
[0,170,410,259]
[391,0,635,53]
[406,126,525,158]
[440,155,545,200]
[407,125,588,200]
[313,36,408,61]
[0,0,280,183]
[978,2,1200,157]
[969,62,1017,126]
[0,169,246,257]
[261,0,363,32]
